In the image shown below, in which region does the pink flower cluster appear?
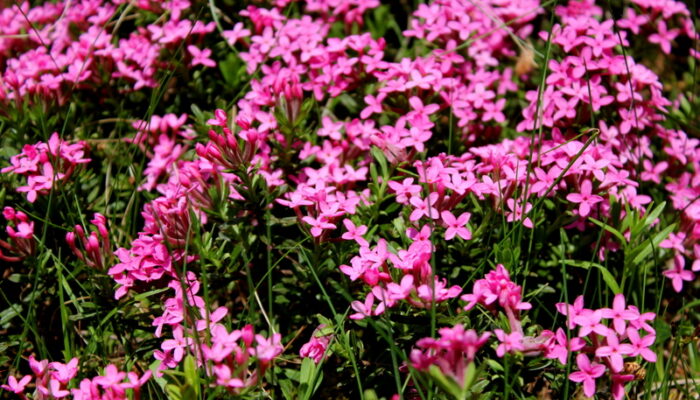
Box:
[2,356,150,400]
[148,274,283,393]
[461,265,531,331]
[0,207,35,262]
[299,324,334,364]
[410,324,490,387]
[343,226,462,320]
[66,213,111,269]
[457,265,545,358]
[3,0,697,397]
[541,294,656,399]
[2,133,90,202]
[411,275,656,399]
[0,0,215,104]
[129,113,194,192]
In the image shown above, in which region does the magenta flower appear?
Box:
[663,254,694,292]
[1,375,31,394]
[188,45,216,68]
[573,309,609,337]
[556,295,586,330]
[569,354,606,397]
[566,179,603,218]
[302,215,336,237]
[649,20,679,54]
[440,210,471,240]
[341,219,369,247]
[600,294,639,335]
[595,332,633,372]
[494,329,525,357]
[300,324,333,364]
[360,93,386,119]
[627,328,657,362]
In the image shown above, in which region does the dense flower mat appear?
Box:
[1,0,699,398]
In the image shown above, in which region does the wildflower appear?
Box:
[662,254,694,292]
[440,210,472,240]
[1,375,31,395]
[595,332,633,372]
[626,328,656,362]
[569,354,606,397]
[300,324,333,363]
[494,329,525,357]
[410,325,490,387]
[566,179,603,218]
[600,293,639,335]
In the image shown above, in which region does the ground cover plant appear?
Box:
[1,0,699,398]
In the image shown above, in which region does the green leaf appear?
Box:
[370,146,389,180]
[279,378,297,400]
[642,202,666,229]
[183,355,200,397]
[165,384,183,400]
[485,359,503,373]
[299,357,323,400]
[630,223,676,267]
[428,364,463,399]
[563,260,622,294]
[462,361,479,392]
[219,53,244,87]
[589,217,627,243]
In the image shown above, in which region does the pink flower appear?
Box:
[663,254,694,292]
[49,379,70,398]
[611,373,635,400]
[573,309,609,337]
[494,329,525,357]
[659,232,686,254]
[49,358,79,384]
[302,215,336,237]
[360,93,386,119]
[569,354,606,397]
[254,333,283,364]
[595,332,633,372]
[1,375,31,394]
[543,328,585,365]
[627,328,656,362]
[505,198,533,228]
[649,21,679,54]
[440,210,471,240]
[341,219,369,247]
[161,327,194,363]
[566,179,603,217]
[222,22,251,46]
[600,294,639,335]
[188,45,216,68]
[410,325,490,387]
[350,293,385,320]
[93,364,126,393]
[300,324,333,363]
[556,295,586,329]
[409,193,440,221]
